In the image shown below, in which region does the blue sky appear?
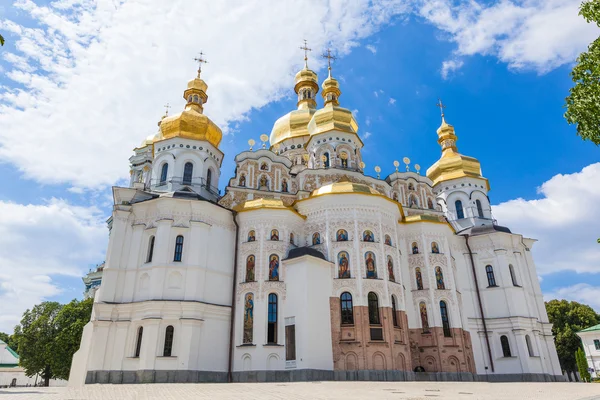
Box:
[0,0,599,332]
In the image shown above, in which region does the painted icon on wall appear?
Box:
[435,267,445,289]
[239,174,246,187]
[336,229,348,241]
[412,242,419,254]
[243,293,254,343]
[270,229,279,241]
[419,302,429,333]
[260,162,268,171]
[387,255,395,282]
[247,230,256,242]
[269,254,280,281]
[312,232,321,245]
[246,255,255,282]
[365,252,377,279]
[385,234,392,246]
[282,178,288,193]
[363,230,374,242]
[259,175,268,188]
[289,232,294,245]
[431,242,440,254]
[338,251,351,279]
[416,267,424,290]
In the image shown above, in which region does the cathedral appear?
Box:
[69,50,563,385]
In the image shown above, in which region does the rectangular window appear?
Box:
[594,339,600,350]
[370,327,384,341]
[285,325,296,361]
[267,294,278,344]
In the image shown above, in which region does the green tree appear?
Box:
[545,299,600,378]
[0,331,19,351]
[565,0,600,144]
[50,298,93,380]
[576,347,592,382]
[13,302,63,386]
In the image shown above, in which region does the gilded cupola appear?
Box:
[426,109,489,190]
[159,61,222,148]
[269,43,319,147]
[307,56,358,137]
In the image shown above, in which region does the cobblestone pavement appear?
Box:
[1,382,599,400]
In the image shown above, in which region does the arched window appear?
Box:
[163,325,174,357]
[415,267,424,290]
[476,199,484,218]
[391,296,399,327]
[509,264,518,286]
[160,163,169,185]
[268,254,279,281]
[182,162,193,185]
[193,94,199,103]
[134,326,143,357]
[525,334,534,357]
[368,292,380,325]
[174,235,184,262]
[365,252,377,279]
[267,293,278,344]
[340,292,354,325]
[500,335,512,357]
[245,255,255,282]
[336,229,348,241]
[323,152,330,168]
[435,267,445,290]
[243,293,254,344]
[270,229,279,241]
[206,169,212,189]
[440,301,451,337]
[455,200,464,219]
[312,232,321,245]
[428,198,434,209]
[247,230,256,242]
[338,251,350,279]
[146,236,155,263]
[485,265,496,287]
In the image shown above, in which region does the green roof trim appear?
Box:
[0,364,19,368]
[579,324,600,333]
[0,339,19,360]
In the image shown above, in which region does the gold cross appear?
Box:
[322,48,337,70]
[193,51,208,77]
[299,39,312,63]
[163,103,171,116]
[436,98,446,117]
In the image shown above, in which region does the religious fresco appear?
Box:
[365,251,377,279]
[408,183,415,191]
[435,267,445,289]
[427,198,434,209]
[246,255,255,282]
[281,178,288,192]
[415,267,424,290]
[289,232,294,245]
[243,293,254,344]
[260,162,268,170]
[270,229,279,241]
[239,174,246,187]
[431,242,440,254]
[419,302,429,333]
[385,234,392,246]
[393,192,398,201]
[269,254,280,281]
[387,255,395,282]
[412,242,419,254]
[363,230,374,242]
[259,175,268,188]
[312,232,321,245]
[409,195,418,208]
[247,230,256,242]
[338,251,351,279]
[336,229,348,241]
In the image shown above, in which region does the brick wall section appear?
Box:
[330,298,475,373]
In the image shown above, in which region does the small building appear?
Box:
[0,340,66,387]
[83,262,104,299]
[577,324,600,379]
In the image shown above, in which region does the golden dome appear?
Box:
[307,104,358,137]
[426,117,489,190]
[321,69,341,106]
[159,72,222,148]
[311,181,382,197]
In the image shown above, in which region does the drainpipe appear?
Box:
[227,211,240,383]
[464,234,494,373]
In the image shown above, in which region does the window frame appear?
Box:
[391,295,399,328]
[134,326,143,358]
[182,162,194,185]
[267,293,278,344]
[163,325,174,357]
[146,236,155,263]
[440,301,451,337]
[485,265,497,287]
[340,292,354,325]
[455,200,464,219]
[509,264,518,286]
[476,199,484,218]
[500,335,512,357]
[173,235,184,262]
[160,163,169,185]
[367,292,381,325]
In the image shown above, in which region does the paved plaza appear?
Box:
[1,382,599,400]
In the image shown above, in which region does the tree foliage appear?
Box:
[0,34,4,46]
[545,299,600,374]
[576,347,592,382]
[0,331,18,351]
[564,0,600,144]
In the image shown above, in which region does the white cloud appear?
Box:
[0,199,107,332]
[419,0,600,74]
[388,97,396,105]
[373,91,379,98]
[441,58,464,79]
[493,163,600,276]
[366,44,377,54]
[362,131,372,140]
[544,284,600,312]
[0,0,413,190]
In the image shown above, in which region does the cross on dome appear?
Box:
[436,98,446,118]
[194,51,208,78]
[163,103,171,117]
[299,39,312,68]
[322,48,337,73]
